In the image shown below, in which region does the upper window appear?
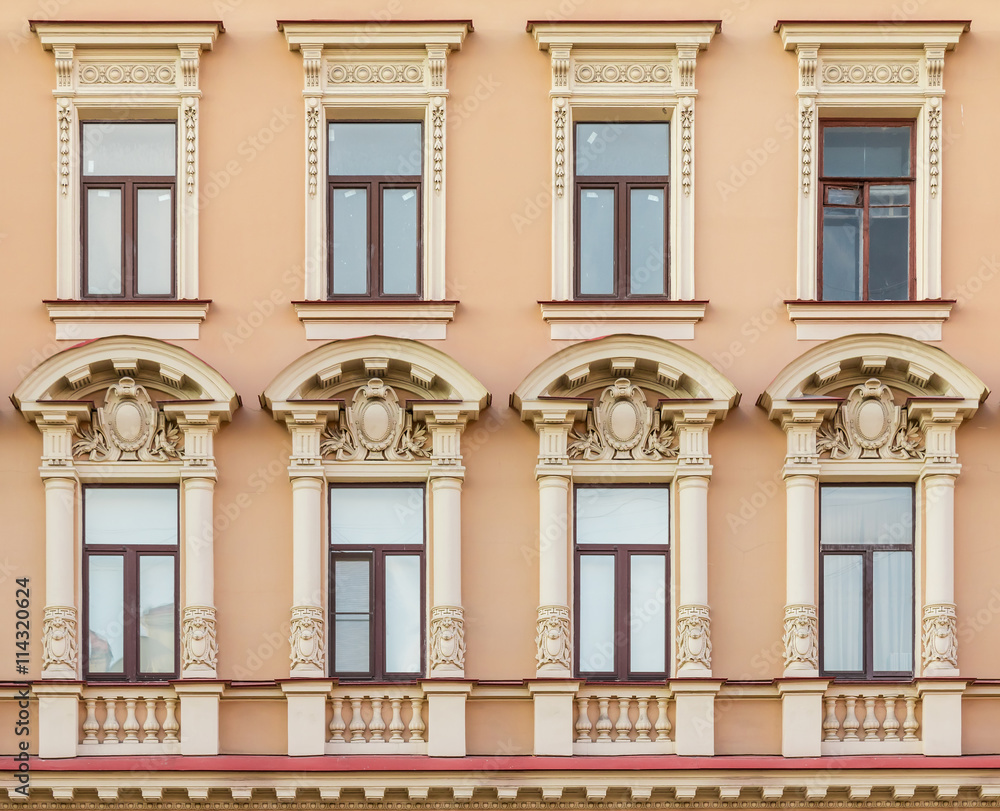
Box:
[819,122,914,302]
[328,122,422,299]
[84,485,179,681]
[575,123,669,300]
[82,122,177,300]
[575,485,669,681]
[820,485,914,680]
[329,485,425,680]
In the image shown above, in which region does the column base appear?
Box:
[671,679,723,756]
[777,678,830,757]
[173,682,225,756]
[528,680,582,755]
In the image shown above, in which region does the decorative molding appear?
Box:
[181,606,217,672]
[821,62,919,85]
[183,98,197,196]
[535,605,571,671]
[928,98,941,198]
[785,299,953,342]
[293,300,456,341]
[432,97,445,193]
[567,378,678,461]
[42,606,78,674]
[78,62,176,85]
[554,99,567,198]
[676,604,712,671]
[926,46,945,89]
[573,62,671,84]
[289,606,325,672]
[680,98,693,196]
[783,604,818,671]
[815,378,924,461]
[306,99,320,197]
[56,98,71,196]
[72,378,183,462]
[429,606,465,672]
[798,47,817,90]
[427,45,447,88]
[922,603,958,672]
[800,100,814,195]
[320,378,430,462]
[327,62,423,84]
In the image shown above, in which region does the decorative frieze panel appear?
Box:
[290,606,326,672]
[573,61,672,85]
[78,62,177,85]
[783,604,818,671]
[820,62,919,86]
[922,603,958,672]
[429,606,466,672]
[815,379,924,461]
[567,379,679,461]
[181,606,218,672]
[676,604,712,671]
[536,605,571,671]
[42,606,78,674]
[327,63,423,85]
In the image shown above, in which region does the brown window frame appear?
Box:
[573,484,670,682]
[81,484,180,682]
[327,121,423,301]
[329,483,426,682]
[573,122,670,301]
[80,120,177,301]
[818,483,915,681]
[817,119,916,302]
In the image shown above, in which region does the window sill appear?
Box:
[45,300,210,341]
[292,300,458,341]
[539,300,707,341]
[785,300,955,341]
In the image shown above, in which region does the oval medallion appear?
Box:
[609,400,639,444]
[114,401,144,443]
[361,401,393,443]
[857,400,887,441]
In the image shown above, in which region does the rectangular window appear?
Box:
[819,122,915,301]
[574,485,669,680]
[575,123,669,300]
[83,485,179,680]
[820,485,914,679]
[328,122,422,300]
[81,122,177,299]
[329,485,424,679]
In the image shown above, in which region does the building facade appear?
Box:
[3,0,1000,806]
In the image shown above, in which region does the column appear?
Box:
[536,473,571,677]
[429,475,465,676]
[922,472,958,676]
[784,473,819,675]
[42,476,78,679]
[676,474,711,675]
[181,476,217,677]
[290,475,325,676]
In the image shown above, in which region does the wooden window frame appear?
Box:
[80,120,177,301]
[817,119,916,302]
[573,122,670,302]
[572,483,670,682]
[81,484,180,682]
[329,483,426,682]
[818,483,915,681]
[326,121,423,301]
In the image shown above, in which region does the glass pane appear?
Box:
[576,487,669,545]
[578,555,616,673]
[139,556,175,673]
[576,123,669,176]
[334,617,370,672]
[579,188,615,295]
[331,188,368,295]
[334,558,370,673]
[821,487,913,546]
[823,126,910,178]
[334,559,370,613]
[629,189,665,295]
[85,488,178,546]
[87,556,124,674]
[869,206,910,300]
[83,123,176,176]
[870,184,910,206]
[330,487,424,545]
[873,551,913,673]
[136,188,173,295]
[629,555,667,673]
[385,555,421,673]
[382,187,419,295]
[821,207,862,300]
[86,188,122,296]
[822,554,864,672]
[329,122,422,176]
[826,187,861,206]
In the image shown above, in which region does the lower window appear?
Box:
[329,485,425,680]
[83,485,179,680]
[574,485,669,680]
[820,484,914,679]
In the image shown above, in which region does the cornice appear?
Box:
[31,20,223,49]
[775,20,969,50]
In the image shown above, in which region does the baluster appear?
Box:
[595,697,612,742]
[142,699,160,743]
[122,698,140,743]
[388,698,404,743]
[615,697,632,742]
[902,696,919,741]
[822,697,839,741]
[102,698,120,744]
[82,698,99,744]
[349,697,367,743]
[842,696,860,741]
[369,697,386,743]
[575,697,592,743]
[882,695,900,741]
[162,699,179,743]
[654,697,671,742]
[408,697,426,742]
[862,696,879,742]
[330,697,346,742]
[635,698,652,742]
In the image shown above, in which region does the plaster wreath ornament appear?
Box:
[429,607,466,671]
[42,607,78,672]
[567,378,679,461]
[320,378,430,461]
[535,605,571,670]
[289,607,325,671]
[73,378,183,462]
[922,603,958,671]
[676,605,712,670]
[815,378,925,461]
[181,608,218,671]
[782,605,818,671]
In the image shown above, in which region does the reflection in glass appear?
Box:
[576,488,669,545]
[136,189,173,295]
[629,190,665,295]
[821,487,913,545]
[139,556,175,673]
[88,556,124,673]
[873,551,913,672]
[86,188,123,296]
[579,189,615,295]
[578,555,616,673]
[330,488,424,546]
[331,188,368,295]
[382,188,419,295]
[85,488,178,546]
[334,558,371,673]
[823,554,864,672]
[329,123,422,177]
[576,123,669,176]
[385,555,421,673]
[83,123,176,177]
[629,555,666,673]
[821,207,863,300]
[823,126,910,178]
[869,185,910,300]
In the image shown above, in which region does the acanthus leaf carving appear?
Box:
[429,606,465,672]
[783,604,818,671]
[816,378,925,461]
[289,606,325,672]
[181,606,217,672]
[535,605,570,671]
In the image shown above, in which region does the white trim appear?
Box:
[785,300,953,341]
[540,301,706,341]
[47,300,210,341]
[293,301,456,341]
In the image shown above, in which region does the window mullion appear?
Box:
[618,180,628,298]
[370,180,380,299]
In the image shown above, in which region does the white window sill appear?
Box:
[539,300,707,341]
[785,300,954,341]
[293,300,458,341]
[46,300,210,341]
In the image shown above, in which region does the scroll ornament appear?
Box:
[568,378,678,461]
[73,378,182,462]
[816,379,924,460]
[320,378,430,461]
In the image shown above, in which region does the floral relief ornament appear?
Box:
[922,604,958,672]
[568,378,678,461]
[815,378,924,461]
[782,605,818,671]
[320,378,430,461]
[289,607,325,671]
[73,378,182,462]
